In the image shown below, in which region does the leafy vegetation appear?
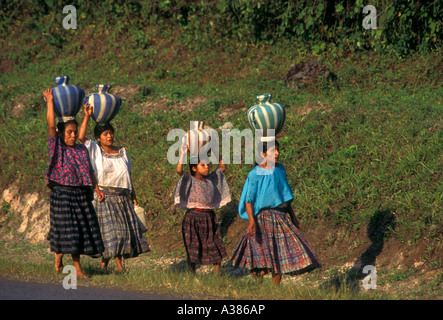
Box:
[1,0,440,58]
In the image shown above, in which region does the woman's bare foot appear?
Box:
[251,269,265,282]
[101,258,110,271]
[72,254,88,278]
[115,256,125,273]
[54,253,64,273]
[213,263,221,275]
[76,269,89,279]
[272,273,281,285]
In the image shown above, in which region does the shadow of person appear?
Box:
[321,209,396,292]
[169,259,192,272]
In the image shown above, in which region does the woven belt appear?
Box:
[191,208,214,213]
[99,186,130,196]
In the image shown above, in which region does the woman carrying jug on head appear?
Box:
[79,102,149,273]
[43,88,104,279]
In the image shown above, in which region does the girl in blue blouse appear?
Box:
[231,140,319,285]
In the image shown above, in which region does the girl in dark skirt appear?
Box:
[43,89,104,278]
[231,140,320,285]
[174,142,231,274]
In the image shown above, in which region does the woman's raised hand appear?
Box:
[84,101,93,117]
[43,88,53,101]
[44,88,56,137]
[180,140,189,155]
[95,188,105,202]
[78,102,92,144]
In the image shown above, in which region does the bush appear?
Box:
[1,0,441,56]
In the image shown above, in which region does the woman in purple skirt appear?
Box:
[231,140,320,285]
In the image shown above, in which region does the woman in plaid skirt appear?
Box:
[43,89,104,278]
[231,140,320,285]
[78,103,149,273]
[174,142,231,274]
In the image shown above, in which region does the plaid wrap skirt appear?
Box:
[182,209,227,265]
[47,186,104,255]
[231,208,320,274]
[93,188,150,259]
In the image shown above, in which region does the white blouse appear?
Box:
[84,139,133,191]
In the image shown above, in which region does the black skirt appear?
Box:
[47,185,104,256]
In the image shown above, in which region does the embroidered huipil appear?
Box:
[45,135,93,187]
[84,139,132,191]
[174,168,231,210]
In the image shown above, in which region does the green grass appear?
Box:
[0,240,395,300]
[1,239,441,299]
[1,49,441,244]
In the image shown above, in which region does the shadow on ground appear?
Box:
[321,209,396,292]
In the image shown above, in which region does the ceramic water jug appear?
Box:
[134,205,147,233]
[247,93,285,141]
[51,76,85,122]
[182,121,212,159]
[84,84,122,123]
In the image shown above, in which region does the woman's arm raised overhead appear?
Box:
[78,102,92,144]
[177,142,188,176]
[43,89,56,138]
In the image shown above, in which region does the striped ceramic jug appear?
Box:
[247,93,285,141]
[51,76,85,122]
[84,84,122,123]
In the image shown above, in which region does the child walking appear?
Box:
[174,143,231,274]
[231,140,320,284]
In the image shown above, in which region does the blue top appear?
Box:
[238,163,294,220]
